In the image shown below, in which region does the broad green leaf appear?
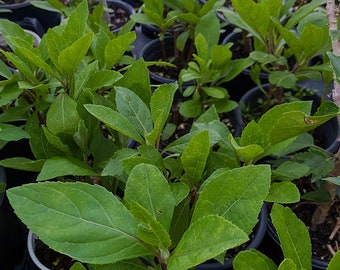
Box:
[124,164,176,231]
[104,31,136,68]
[268,71,297,89]
[179,99,203,118]
[181,130,210,186]
[270,204,312,270]
[42,126,72,155]
[192,165,271,234]
[266,182,300,204]
[240,120,264,147]
[202,86,227,99]
[328,249,340,270]
[58,32,94,76]
[128,200,171,249]
[85,70,123,91]
[194,33,208,60]
[37,157,98,181]
[90,258,146,270]
[84,104,144,144]
[323,177,340,185]
[115,59,151,105]
[231,0,270,44]
[233,249,277,270]
[0,124,30,142]
[146,83,177,145]
[101,148,137,177]
[170,182,190,206]
[46,93,81,135]
[7,182,151,264]
[229,135,264,165]
[270,133,314,157]
[272,161,310,181]
[168,215,248,270]
[0,157,44,172]
[115,87,153,136]
[278,259,298,270]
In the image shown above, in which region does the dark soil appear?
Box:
[291,178,340,262]
[35,239,88,270]
[106,2,131,32]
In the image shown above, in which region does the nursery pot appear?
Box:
[139,36,194,86]
[0,0,61,33]
[239,83,340,154]
[195,204,268,270]
[221,32,269,102]
[99,0,135,33]
[27,230,49,270]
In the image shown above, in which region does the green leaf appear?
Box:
[168,215,248,270]
[272,161,310,181]
[58,32,94,76]
[128,200,172,249]
[181,130,210,186]
[85,70,123,91]
[101,148,137,177]
[323,177,340,185]
[202,86,227,99]
[46,93,81,135]
[104,31,136,68]
[240,120,264,147]
[84,104,144,144]
[145,82,177,146]
[278,259,298,270]
[170,182,190,206]
[0,124,30,142]
[179,99,203,118]
[233,249,277,270]
[124,164,176,231]
[7,182,151,264]
[115,87,153,136]
[301,188,331,203]
[266,182,300,204]
[328,250,340,270]
[229,135,264,165]
[192,165,271,235]
[268,71,297,89]
[0,157,44,172]
[37,157,98,181]
[270,204,312,270]
[115,59,151,106]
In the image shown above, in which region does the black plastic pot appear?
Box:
[0,139,37,270]
[239,83,340,154]
[221,32,269,102]
[103,0,135,33]
[0,0,61,33]
[195,204,268,270]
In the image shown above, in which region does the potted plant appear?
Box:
[220,0,332,108]
[233,203,340,270]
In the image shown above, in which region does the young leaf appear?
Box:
[58,32,94,76]
[128,200,172,249]
[168,215,248,270]
[192,165,271,235]
[278,259,298,270]
[115,59,152,106]
[37,157,99,181]
[124,164,176,231]
[266,182,300,204]
[233,249,277,270]
[46,93,81,135]
[0,123,30,142]
[270,204,312,270]
[7,182,151,264]
[181,130,210,186]
[0,157,44,172]
[115,87,153,136]
[84,104,144,144]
